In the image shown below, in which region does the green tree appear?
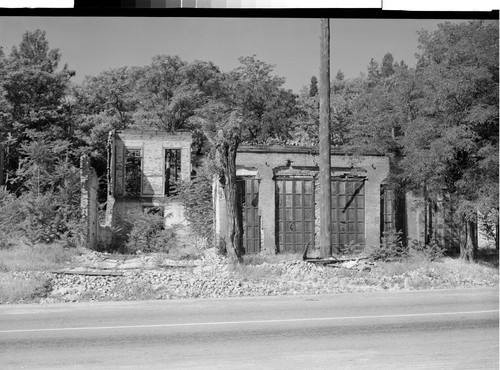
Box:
[400,21,499,260]
[367,58,380,87]
[309,76,318,97]
[381,52,395,78]
[0,30,75,187]
[72,66,140,180]
[133,56,221,132]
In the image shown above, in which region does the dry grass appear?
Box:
[0,241,78,272]
[0,240,78,303]
[0,274,52,304]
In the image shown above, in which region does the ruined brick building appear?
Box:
[81,129,192,248]
[214,146,392,255]
[80,130,465,254]
[213,145,466,255]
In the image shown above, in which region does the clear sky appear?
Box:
[0,17,482,94]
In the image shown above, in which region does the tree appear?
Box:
[192,56,297,262]
[381,52,395,78]
[72,66,140,180]
[367,58,380,87]
[335,69,345,81]
[309,76,318,97]
[344,66,411,157]
[0,30,75,189]
[290,88,319,146]
[344,22,498,260]
[399,21,499,260]
[133,56,221,132]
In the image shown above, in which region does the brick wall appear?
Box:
[104,130,193,248]
[215,146,391,254]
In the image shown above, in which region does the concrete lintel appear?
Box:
[236,167,260,178]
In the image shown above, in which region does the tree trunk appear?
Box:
[460,214,478,261]
[220,140,244,263]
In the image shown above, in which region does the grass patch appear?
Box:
[0,273,52,304]
[0,241,77,303]
[0,241,78,272]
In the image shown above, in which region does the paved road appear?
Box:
[0,288,498,369]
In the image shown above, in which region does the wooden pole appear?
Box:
[319,18,333,257]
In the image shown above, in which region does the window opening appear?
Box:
[125,148,142,196]
[165,149,181,196]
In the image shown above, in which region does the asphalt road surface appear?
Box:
[0,288,498,369]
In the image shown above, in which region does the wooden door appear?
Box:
[238,178,260,254]
[331,179,365,253]
[276,178,315,253]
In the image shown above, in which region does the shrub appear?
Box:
[0,191,82,246]
[124,212,178,254]
[369,231,409,262]
[410,238,445,261]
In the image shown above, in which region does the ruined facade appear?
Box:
[213,145,467,255]
[79,131,470,253]
[214,146,392,256]
[81,129,192,249]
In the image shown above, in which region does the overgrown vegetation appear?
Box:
[124,212,178,254]
[369,231,446,263]
[174,162,214,241]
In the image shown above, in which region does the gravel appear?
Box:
[2,248,498,304]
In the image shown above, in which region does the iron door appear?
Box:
[331,178,365,252]
[276,178,315,253]
[238,178,260,254]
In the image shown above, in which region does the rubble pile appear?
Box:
[3,248,497,304]
[41,252,379,303]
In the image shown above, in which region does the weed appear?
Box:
[0,241,77,272]
[410,239,445,261]
[124,213,178,254]
[369,231,409,262]
[0,273,52,304]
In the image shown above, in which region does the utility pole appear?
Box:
[319,18,333,257]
